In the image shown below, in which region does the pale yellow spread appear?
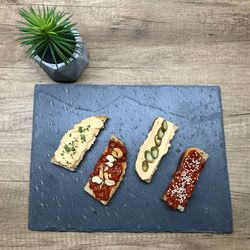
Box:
[54,117,105,168]
[135,117,177,182]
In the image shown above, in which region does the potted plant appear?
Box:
[17,6,88,82]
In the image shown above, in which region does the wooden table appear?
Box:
[0,0,249,249]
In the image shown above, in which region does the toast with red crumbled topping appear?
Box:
[162,147,208,212]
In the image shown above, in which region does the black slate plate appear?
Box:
[28,84,232,233]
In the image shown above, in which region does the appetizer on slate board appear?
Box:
[162,148,209,212]
[51,116,107,171]
[135,117,178,183]
[84,135,127,205]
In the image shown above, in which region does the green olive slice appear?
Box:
[151,146,159,159]
[154,135,162,147]
[145,150,154,163]
[158,128,165,139]
[161,120,168,132]
[142,160,149,172]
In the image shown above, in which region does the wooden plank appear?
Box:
[1,62,250,85]
[0,0,249,44]
[1,3,250,84]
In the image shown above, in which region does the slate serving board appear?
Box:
[28,84,232,233]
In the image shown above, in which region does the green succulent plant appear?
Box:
[17,5,81,66]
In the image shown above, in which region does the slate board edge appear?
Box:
[34,83,221,89]
[28,226,232,234]
[217,87,233,233]
[28,85,39,231]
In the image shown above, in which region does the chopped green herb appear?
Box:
[80,134,86,142]
[69,133,72,137]
[64,145,71,153]
[78,127,83,133]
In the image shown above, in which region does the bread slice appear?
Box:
[162,147,208,212]
[84,135,127,205]
[135,117,177,183]
[51,116,108,171]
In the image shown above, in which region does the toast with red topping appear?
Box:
[162,147,208,212]
[84,135,127,205]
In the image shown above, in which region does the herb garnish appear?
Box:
[64,141,77,154]
[64,145,71,153]
[80,134,86,143]
[78,125,90,143]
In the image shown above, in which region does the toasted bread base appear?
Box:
[84,135,127,205]
[179,147,209,162]
[51,116,108,171]
[51,156,77,171]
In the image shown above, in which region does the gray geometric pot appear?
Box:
[34,31,88,82]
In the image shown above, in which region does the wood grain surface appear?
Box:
[0,0,249,249]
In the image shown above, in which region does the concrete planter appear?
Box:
[34,31,88,82]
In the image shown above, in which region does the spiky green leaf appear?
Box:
[17,5,80,64]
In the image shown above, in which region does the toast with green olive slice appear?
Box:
[51,116,108,171]
[135,117,177,183]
